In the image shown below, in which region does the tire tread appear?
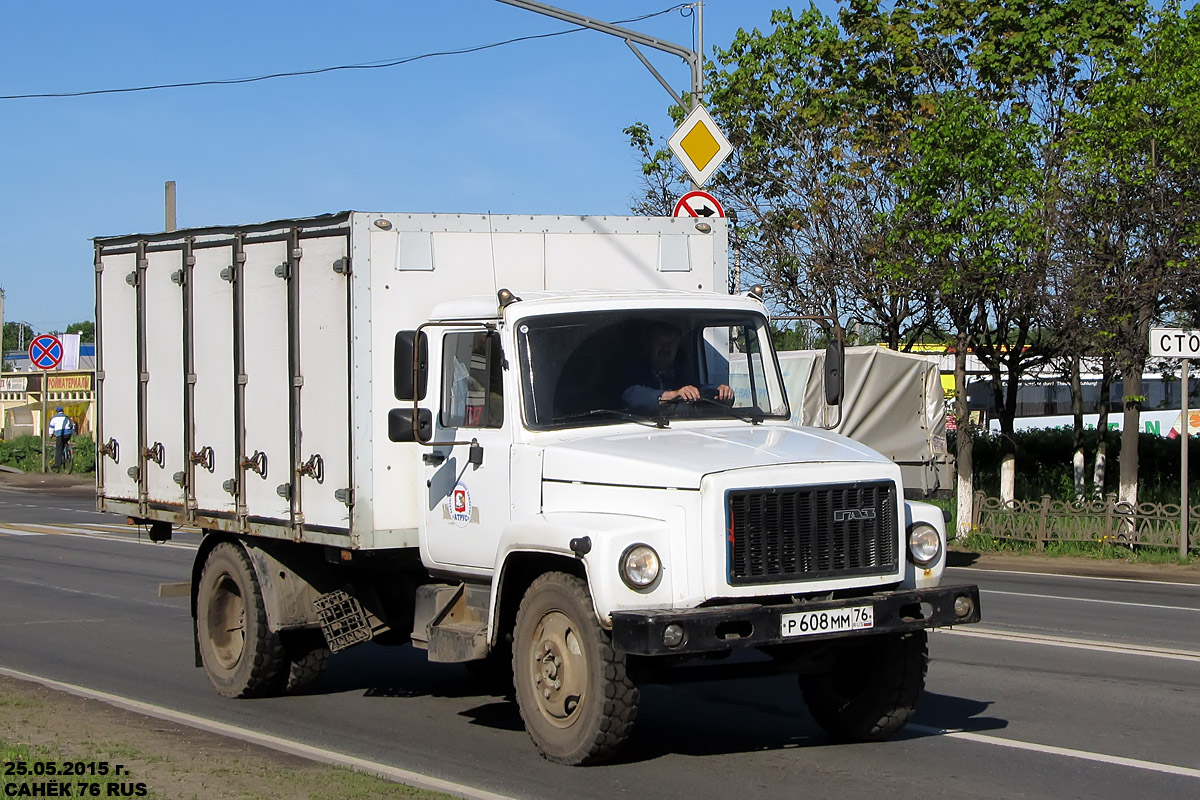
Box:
[513,572,639,765]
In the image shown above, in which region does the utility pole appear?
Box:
[165,180,177,232]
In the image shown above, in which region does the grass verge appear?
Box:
[0,677,457,800]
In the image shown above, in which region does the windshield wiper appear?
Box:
[552,408,667,428]
[692,398,766,424]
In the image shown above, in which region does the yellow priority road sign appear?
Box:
[667,103,732,187]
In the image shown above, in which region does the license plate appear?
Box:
[780,605,874,638]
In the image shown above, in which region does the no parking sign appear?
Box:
[28,334,63,370]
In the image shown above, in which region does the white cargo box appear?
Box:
[94,212,728,549]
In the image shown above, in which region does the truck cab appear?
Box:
[388,289,978,762]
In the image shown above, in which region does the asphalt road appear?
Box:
[2,483,1198,799]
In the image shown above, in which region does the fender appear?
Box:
[902,500,949,590]
[487,511,674,645]
[191,534,329,633]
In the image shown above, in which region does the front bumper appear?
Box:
[611,584,981,656]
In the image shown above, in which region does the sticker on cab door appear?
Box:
[445,482,474,527]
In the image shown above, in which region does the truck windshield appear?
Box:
[516,309,790,430]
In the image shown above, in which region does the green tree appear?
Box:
[3,321,35,355]
[65,320,95,342]
[1062,0,1200,507]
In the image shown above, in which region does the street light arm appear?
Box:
[494,0,701,100]
[494,0,697,63]
[626,41,683,106]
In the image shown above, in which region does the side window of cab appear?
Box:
[441,331,504,428]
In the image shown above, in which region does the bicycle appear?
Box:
[51,437,75,473]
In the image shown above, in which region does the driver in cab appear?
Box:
[621,322,733,415]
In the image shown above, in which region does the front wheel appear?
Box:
[512,572,639,765]
[801,630,928,742]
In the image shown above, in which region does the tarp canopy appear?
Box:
[766,347,951,498]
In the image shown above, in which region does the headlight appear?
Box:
[908,523,942,566]
[619,544,661,589]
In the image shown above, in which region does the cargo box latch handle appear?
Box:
[190,446,215,473]
[242,450,267,479]
[298,453,324,484]
[143,442,165,467]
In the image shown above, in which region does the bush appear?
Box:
[953,428,1200,503]
[0,434,95,474]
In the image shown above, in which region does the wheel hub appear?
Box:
[529,611,587,728]
[205,573,246,670]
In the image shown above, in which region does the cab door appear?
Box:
[420,327,511,570]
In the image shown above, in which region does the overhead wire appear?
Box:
[0,4,693,101]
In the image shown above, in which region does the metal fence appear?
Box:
[972,491,1197,552]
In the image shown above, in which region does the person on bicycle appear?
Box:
[48,407,75,470]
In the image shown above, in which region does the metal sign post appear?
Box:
[1150,328,1197,556]
[29,333,63,472]
[40,387,47,472]
[1183,358,1190,558]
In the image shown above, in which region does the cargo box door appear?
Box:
[143,250,186,507]
[190,245,236,514]
[97,252,140,502]
[240,240,292,523]
[297,235,351,532]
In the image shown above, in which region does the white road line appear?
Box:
[982,588,1200,613]
[1,577,184,609]
[0,665,517,800]
[0,526,47,536]
[0,523,197,550]
[908,724,1200,779]
[0,617,141,629]
[935,626,1200,662]
[947,565,1200,587]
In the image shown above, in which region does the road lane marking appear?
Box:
[0,617,141,629]
[908,724,1200,779]
[0,522,198,550]
[947,565,1200,587]
[935,627,1200,662]
[982,588,1200,613]
[0,665,518,800]
[1,577,186,609]
[0,526,47,536]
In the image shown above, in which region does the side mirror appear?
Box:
[388,408,432,442]
[394,331,428,401]
[824,337,844,406]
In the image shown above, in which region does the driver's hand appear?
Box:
[661,385,701,403]
[717,384,734,401]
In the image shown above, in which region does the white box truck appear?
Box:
[94,212,980,765]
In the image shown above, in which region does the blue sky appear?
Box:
[0,1,837,337]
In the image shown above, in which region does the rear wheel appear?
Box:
[279,630,330,694]
[513,572,639,765]
[801,630,928,742]
[196,542,286,697]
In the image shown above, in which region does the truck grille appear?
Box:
[726,481,898,584]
